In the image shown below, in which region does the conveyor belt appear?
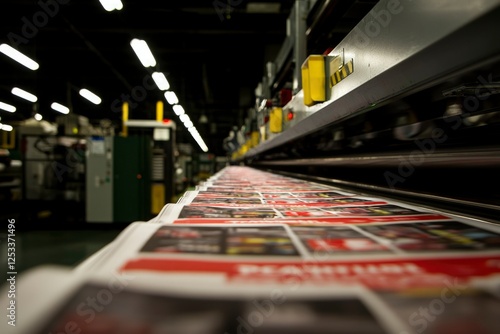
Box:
[4,166,500,334]
[257,168,500,224]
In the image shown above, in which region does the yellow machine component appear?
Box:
[301,55,326,106]
[246,138,253,149]
[260,125,267,142]
[240,143,249,155]
[329,54,343,79]
[122,102,129,137]
[156,100,164,122]
[1,130,15,149]
[251,131,260,147]
[330,59,354,87]
[151,183,165,215]
[269,107,283,133]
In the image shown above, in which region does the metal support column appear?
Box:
[293,0,308,94]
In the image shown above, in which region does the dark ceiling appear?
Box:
[0,0,377,155]
[0,0,297,155]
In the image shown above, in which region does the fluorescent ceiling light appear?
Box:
[130,39,156,67]
[183,120,193,128]
[51,102,70,114]
[99,0,123,11]
[164,91,178,105]
[34,113,43,121]
[0,44,39,70]
[191,133,209,152]
[79,89,102,105]
[11,87,38,102]
[173,105,185,116]
[0,124,13,132]
[0,101,16,113]
[179,114,190,123]
[152,72,170,90]
[188,126,197,133]
[199,144,209,153]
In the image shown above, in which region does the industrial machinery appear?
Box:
[86,135,150,223]
[86,120,176,223]
[236,0,500,224]
[125,119,177,216]
[3,3,500,334]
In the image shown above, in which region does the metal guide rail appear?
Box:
[243,0,500,224]
[242,0,500,200]
[257,168,500,225]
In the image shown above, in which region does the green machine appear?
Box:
[86,120,176,223]
[86,135,152,223]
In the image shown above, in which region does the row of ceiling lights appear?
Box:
[129,37,209,152]
[102,0,208,152]
[0,43,102,120]
[0,43,104,126]
[0,0,209,152]
[0,0,76,127]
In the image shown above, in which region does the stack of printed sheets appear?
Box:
[3,166,500,334]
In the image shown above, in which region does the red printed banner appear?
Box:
[121,256,500,290]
